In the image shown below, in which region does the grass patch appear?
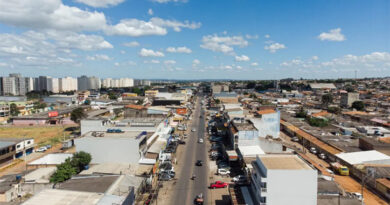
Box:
[0,126,78,146]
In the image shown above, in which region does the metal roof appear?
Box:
[0,141,15,149]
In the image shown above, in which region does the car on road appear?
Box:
[178,140,186,145]
[318,153,326,160]
[191,128,197,132]
[232,175,246,182]
[198,138,204,143]
[310,147,317,154]
[194,193,204,205]
[210,181,228,189]
[36,146,47,152]
[195,160,203,166]
[217,168,230,176]
[291,137,299,142]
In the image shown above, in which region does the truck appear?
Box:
[330,162,349,176]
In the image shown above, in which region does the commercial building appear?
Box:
[340,92,360,107]
[0,138,34,159]
[335,150,390,165]
[75,131,151,164]
[214,92,239,104]
[0,141,15,165]
[229,120,259,150]
[250,154,317,205]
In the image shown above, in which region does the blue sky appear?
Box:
[0,0,389,80]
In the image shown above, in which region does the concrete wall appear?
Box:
[22,183,52,195]
[13,119,47,126]
[75,137,141,164]
[251,111,280,139]
[266,170,317,205]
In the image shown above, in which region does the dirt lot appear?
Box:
[0,125,78,146]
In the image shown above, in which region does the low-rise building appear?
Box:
[340,92,360,108]
[250,154,317,205]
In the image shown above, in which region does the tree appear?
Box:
[214,99,221,104]
[295,107,307,118]
[50,159,77,183]
[307,117,329,127]
[33,102,47,110]
[71,151,92,172]
[108,92,118,100]
[70,108,86,123]
[352,101,365,111]
[246,81,256,89]
[345,86,354,92]
[328,106,341,114]
[322,94,333,106]
[9,103,20,116]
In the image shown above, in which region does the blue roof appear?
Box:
[0,141,15,149]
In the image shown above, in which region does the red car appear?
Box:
[210,181,228,189]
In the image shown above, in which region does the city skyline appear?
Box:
[0,0,389,80]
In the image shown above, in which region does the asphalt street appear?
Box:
[170,94,208,205]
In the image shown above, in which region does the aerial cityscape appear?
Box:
[0,0,389,205]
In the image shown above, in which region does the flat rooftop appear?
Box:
[58,175,119,193]
[235,123,257,131]
[22,189,104,205]
[85,131,153,140]
[258,154,312,170]
[0,141,15,149]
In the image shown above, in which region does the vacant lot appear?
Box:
[0,125,78,147]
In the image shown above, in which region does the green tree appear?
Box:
[328,106,341,114]
[307,117,329,127]
[321,94,333,106]
[71,151,92,172]
[108,92,118,100]
[214,99,221,104]
[70,107,86,123]
[9,103,20,116]
[33,102,47,110]
[50,159,77,183]
[345,86,354,92]
[352,101,365,111]
[295,107,307,118]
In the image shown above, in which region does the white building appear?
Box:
[59,77,78,92]
[47,77,59,93]
[336,150,390,165]
[250,109,281,139]
[250,154,317,205]
[102,78,112,88]
[120,78,134,87]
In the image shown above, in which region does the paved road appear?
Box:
[171,94,208,205]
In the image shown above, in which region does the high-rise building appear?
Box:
[9,73,26,95]
[47,78,59,93]
[119,78,134,87]
[102,78,112,88]
[25,77,35,92]
[59,77,78,92]
[38,76,49,91]
[88,76,101,90]
[0,77,16,95]
[77,75,89,91]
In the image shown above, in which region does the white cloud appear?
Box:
[120,50,126,54]
[148,8,154,15]
[123,41,140,47]
[245,34,258,39]
[139,48,165,57]
[0,30,111,68]
[251,62,259,66]
[264,42,286,53]
[164,60,176,65]
[264,34,270,39]
[166,46,192,53]
[235,55,250,62]
[114,61,136,66]
[144,59,160,64]
[192,59,200,65]
[106,17,200,36]
[318,28,346,42]
[312,56,319,61]
[200,34,249,55]
[86,54,112,61]
[0,0,107,32]
[75,0,125,8]
[151,0,188,3]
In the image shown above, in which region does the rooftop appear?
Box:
[58,175,119,193]
[336,150,390,165]
[258,154,312,170]
[84,131,152,140]
[234,122,257,131]
[256,109,276,115]
[22,189,104,205]
[0,141,15,149]
[28,153,72,165]
[376,178,390,188]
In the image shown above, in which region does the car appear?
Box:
[194,193,204,205]
[198,138,204,143]
[232,175,246,182]
[45,144,52,149]
[217,168,230,176]
[191,128,197,132]
[210,137,223,142]
[196,160,203,166]
[352,192,363,201]
[209,181,228,189]
[310,147,317,154]
[36,147,47,152]
[178,140,186,145]
[318,153,326,160]
[291,137,299,142]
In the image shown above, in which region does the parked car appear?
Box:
[178,140,186,145]
[191,128,197,132]
[232,175,246,182]
[291,137,299,142]
[198,138,204,143]
[209,181,228,189]
[318,153,326,160]
[310,147,317,154]
[217,168,230,176]
[45,144,52,149]
[36,147,47,152]
[196,160,203,166]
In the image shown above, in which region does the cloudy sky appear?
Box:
[0,0,389,79]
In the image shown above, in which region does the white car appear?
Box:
[36,147,47,152]
[191,128,197,132]
[217,168,230,176]
[352,192,363,201]
[198,138,204,143]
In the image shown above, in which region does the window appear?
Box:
[27,141,31,144]
[16,145,21,149]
